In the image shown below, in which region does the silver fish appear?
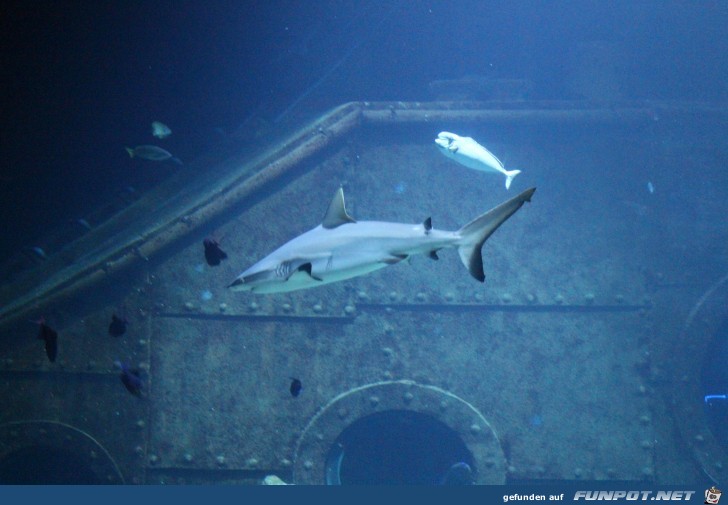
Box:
[125,145,182,164]
[151,121,172,139]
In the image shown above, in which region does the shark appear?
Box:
[435,131,521,190]
[228,186,535,294]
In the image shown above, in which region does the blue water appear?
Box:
[1,1,726,264]
[1,1,727,486]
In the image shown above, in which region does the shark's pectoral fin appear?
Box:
[297,262,323,281]
[383,254,408,265]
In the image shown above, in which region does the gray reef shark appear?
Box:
[435,131,521,189]
[228,186,535,294]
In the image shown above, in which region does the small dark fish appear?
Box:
[289,378,302,397]
[35,318,58,363]
[115,360,144,397]
[108,313,127,337]
[203,238,228,266]
[22,246,48,263]
[440,462,473,486]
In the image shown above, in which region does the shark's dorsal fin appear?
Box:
[322,187,356,229]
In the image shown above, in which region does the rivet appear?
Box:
[554,294,565,305]
[315,433,325,441]
[344,305,355,315]
[357,291,369,301]
[149,454,158,464]
[640,440,653,449]
[403,392,414,403]
[694,434,705,443]
[89,450,97,459]
[183,453,193,463]
[248,301,258,312]
[246,457,259,467]
[439,400,448,411]
[574,468,583,478]
[501,293,512,304]
[183,301,195,311]
[216,455,226,466]
[134,445,144,456]
[388,291,398,301]
[312,303,323,313]
[337,407,348,419]
[303,460,314,470]
[136,419,146,429]
[615,294,625,304]
[369,396,380,407]
[415,292,426,302]
[470,424,481,435]
[219,303,227,313]
[641,466,654,477]
[281,303,292,313]
[280,458,292,467]
[584,293,595,304]
[639,414,651,425]
[444,292,455,302]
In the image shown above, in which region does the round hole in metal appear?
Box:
[325,409,474,485]
[701,314,728,455]
[0,444,103,484]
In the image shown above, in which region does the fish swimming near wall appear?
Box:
[114,360,144,397]
[435,131,521,189]
[228,186,535,294]
[151,121,172,139]
[203,237,228,266]
[108,313,127,337]
[439,462,474,485]
[289,378,303,397]
[34,318,58,362]
[125,145,182,164]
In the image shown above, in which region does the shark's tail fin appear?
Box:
[504,169,521,190]
[456,188,535,282]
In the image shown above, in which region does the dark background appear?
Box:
[1,1,726,265]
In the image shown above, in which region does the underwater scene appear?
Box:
[0,1,727,486]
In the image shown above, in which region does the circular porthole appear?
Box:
[0,421,124,484]
[294,380,505,485]
[0,444,102,484]
[669,273,728,485]
[325,409,475,485]
[701,315,728,455]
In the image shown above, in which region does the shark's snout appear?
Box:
[434,137,450,149]
[227,278,244,290]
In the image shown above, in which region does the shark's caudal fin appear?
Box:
[456,187,535,282]
[504,169,521,190]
